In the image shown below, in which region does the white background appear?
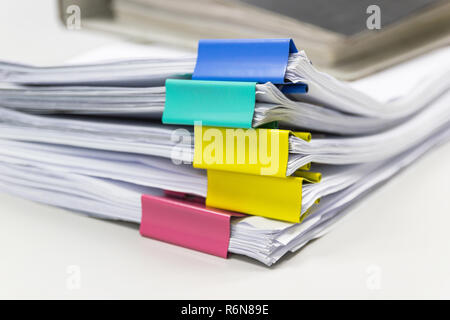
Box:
[0,0,449,299]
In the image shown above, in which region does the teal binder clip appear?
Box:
[162,79,256,128]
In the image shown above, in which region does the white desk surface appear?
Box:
[1,0,449,299]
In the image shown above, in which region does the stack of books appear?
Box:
[0,39,449,265]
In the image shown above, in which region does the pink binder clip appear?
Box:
[140,193,244,258]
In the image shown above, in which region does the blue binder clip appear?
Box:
[193,39,298,84]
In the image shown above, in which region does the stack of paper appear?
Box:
[2,49,449,134]
[0,39,449,265]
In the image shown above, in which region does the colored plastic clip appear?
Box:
[193,39,298,83]
[206,170,304,223]
[140,193,243,258]
[206,170,321,223]
[193,126,311,177]
[163,79,256,128]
